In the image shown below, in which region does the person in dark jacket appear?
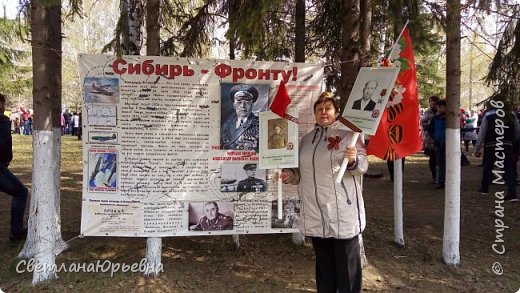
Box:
[429,99,446,189]
[420,96,440,181]
[0,93,29,241]
[474,101,520,202]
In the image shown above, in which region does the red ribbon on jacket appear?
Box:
[327,136,341,150]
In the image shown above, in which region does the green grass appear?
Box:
[11,134,83,167]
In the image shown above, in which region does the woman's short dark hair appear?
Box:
[313,92,340,113]
[436,99,446,106]
[429,96,440,103]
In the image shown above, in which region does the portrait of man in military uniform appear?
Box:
[237,163,266,192]
[220,84,268,152]
[268,119,287,149]
[189,201,234,231]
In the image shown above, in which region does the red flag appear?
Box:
[270,80,291,118]
[367,28,422,160]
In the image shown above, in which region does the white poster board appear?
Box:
[78,55,323,237]
[341,67,400,135]
[258,110,298,169]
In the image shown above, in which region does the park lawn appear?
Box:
[0,135,519,292]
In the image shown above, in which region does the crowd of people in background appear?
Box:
[7,107,82,139]
[8,106,33,135]
[420,96,519,202]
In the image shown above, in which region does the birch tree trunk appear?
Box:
[121,0,144,55]
[143,0,162,277]
[17,0,67,285]
[443,0,461,266]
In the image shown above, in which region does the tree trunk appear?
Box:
[340,0,370,265]
[18,0,67,285]
[294,0,305,63]
[389,0,404,39]
[145,0,160,56]
[144,0,162,277]
[443,0,461,266]
[359,0,372,67]
[290,0,306,247]
[228,0,239,61]
[121,0,144,55]
[339,0,361,111]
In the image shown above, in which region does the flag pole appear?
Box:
[384,20,409,247]
[277,170,283,219]
[335,117,363,183]
[384,20,410,60]
[269,80,292,220]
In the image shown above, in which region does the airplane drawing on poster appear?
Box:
[84,77,120,104]
[88,131,118,144]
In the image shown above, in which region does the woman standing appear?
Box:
[280,92,368,293]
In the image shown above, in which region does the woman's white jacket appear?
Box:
[286,122,368,239]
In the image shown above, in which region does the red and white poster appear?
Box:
[79,55,323,237]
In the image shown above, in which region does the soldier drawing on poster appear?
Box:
[341,67,400,135]
[220,83,269,152]
[189,201,234,231]
[88,150,118,192]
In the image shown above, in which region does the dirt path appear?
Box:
[0,138,518,292]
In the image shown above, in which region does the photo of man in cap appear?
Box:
[268,119,287,150]
[221,84,265,152]
[237,163,266,192]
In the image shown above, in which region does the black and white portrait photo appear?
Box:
[220,163,267,193]
[189,201,234,231]
[351,80,378,111]
[220,83,269,152]
[341,67,400,135]
[267,118,288,150]
[271,200,300,229]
